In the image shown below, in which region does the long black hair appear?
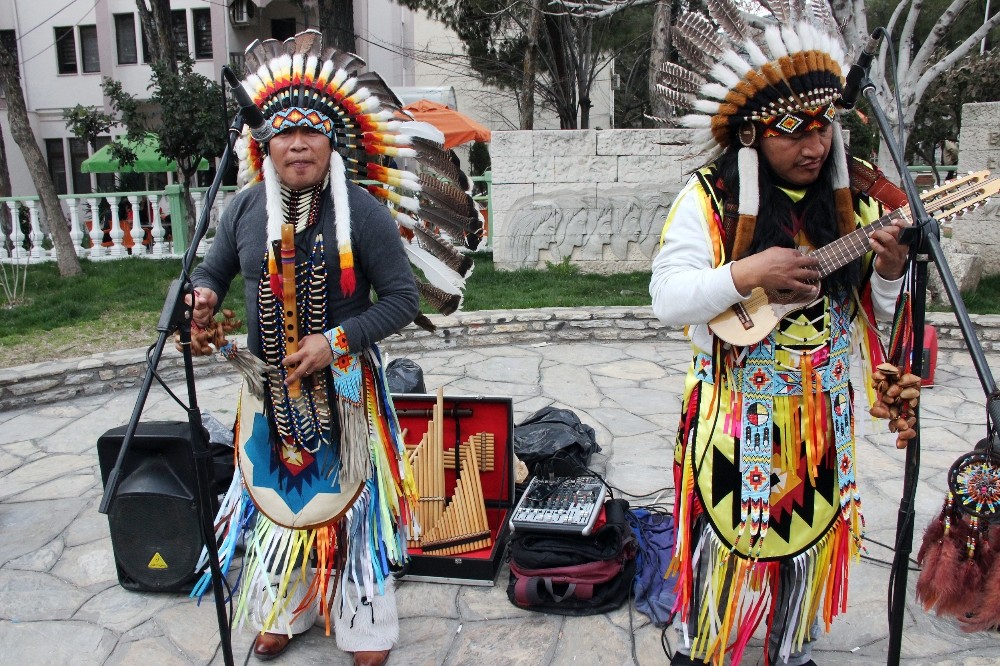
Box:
[714,145,861,293]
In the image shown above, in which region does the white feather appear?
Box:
[403,242,465,293]
[737,146,759,217]
[399,121,446,144]
[693,99,722,115]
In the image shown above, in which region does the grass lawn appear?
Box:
[0,253,650,368]
[0,252,995,368]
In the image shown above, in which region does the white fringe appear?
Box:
[831,120,850,191]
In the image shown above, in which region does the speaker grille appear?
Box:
[109,493,201,590]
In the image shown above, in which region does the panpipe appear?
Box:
[406,433,494,472]
[406,390,493,555]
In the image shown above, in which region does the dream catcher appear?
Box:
[916,421,1000,631]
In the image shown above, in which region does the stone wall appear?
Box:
[1,308,996,411]
[489,129,709,273]
[954,102,1000,275]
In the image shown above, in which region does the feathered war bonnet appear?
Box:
[234,29,481,314]
[656,0,854,260]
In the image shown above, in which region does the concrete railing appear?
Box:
[1,307,997,412]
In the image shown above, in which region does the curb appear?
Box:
[1,307,997,411]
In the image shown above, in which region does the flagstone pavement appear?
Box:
[2,338,1000,665]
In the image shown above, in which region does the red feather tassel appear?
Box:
[340,267,356,297]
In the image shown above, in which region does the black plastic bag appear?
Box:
[386,358,426,393]
[513,406,601,476]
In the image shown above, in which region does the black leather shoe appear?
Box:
[252,633,292,661]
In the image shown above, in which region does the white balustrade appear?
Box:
[67,198,85,257]
[87,197,104,259]
[26,200,45,261]
[127,195,141,254]
[107,197,124,257]
[149,195,165,257]
[6,201,24,260]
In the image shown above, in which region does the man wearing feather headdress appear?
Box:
[186,30,478,665]
[649,1,910,664]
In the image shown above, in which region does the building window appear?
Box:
[271,18,297,42]
[80,25,100,73]
[55,26,77,74]
[193,8,212,60]
[46,139,68,196]
[69,139,92,194]
[173,10,189,58]
[114,14,138,65]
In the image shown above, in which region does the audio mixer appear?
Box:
[509,475,607,536]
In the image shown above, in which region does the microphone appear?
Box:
[840,31,883,110]
[222,66,273,143]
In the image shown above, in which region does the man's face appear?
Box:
[268,126,332,190]
[759,124,834,187]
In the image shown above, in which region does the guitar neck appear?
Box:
[810,208,909,278]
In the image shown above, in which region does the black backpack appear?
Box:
[506,498,636,615]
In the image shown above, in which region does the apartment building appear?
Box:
[0,0,415,198]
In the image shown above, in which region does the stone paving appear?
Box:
[2,338,1000,665]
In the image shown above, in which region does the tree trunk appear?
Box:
[0,48,81,276]
[0,121,12,246]
[647,0,672,122]
[180,168,198,246]
[317,0,357,54]
[135,0,177,72]
[519,0,545,129]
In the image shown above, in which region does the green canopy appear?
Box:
[80,134,209,173]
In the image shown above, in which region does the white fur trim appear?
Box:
[710,62,741,89]
[765,25,788,60]
[831,120,850,191]
[746,40,769,68]
[721,50,752,76]
[330,150,352,258]
[738,147,760,217]
[781,25,802,54]
[702,83,731,101]
[693,99,721,115]
[262,156,284,245]
[682,114,714,128]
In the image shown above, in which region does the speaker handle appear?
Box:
[96,88,248,666]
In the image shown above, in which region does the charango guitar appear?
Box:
[709,171,1000,347]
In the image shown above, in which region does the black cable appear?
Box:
[146,343,191,409]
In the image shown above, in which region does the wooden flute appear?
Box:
[280,223,301,398]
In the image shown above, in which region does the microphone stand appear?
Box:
[97,108,247,666]
[858,71,1000,666]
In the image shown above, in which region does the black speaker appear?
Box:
[98,421,213,592]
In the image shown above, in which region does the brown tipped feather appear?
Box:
[419,173,478,218]
[416,279,460,316]
[411,138,464,183]
[707,0,749,44]
[412,312,437,332]
[917,512,947,564]
[675,12,725,68]
[415,227,474,277]
[354,72,403,109]
[655,85,697,111]
[418,199,481,243]
[658,62,706,95]
[327,49,365,75]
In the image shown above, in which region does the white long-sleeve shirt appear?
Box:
[649,177,904,352]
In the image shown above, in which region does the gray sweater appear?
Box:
[192,181,419,356]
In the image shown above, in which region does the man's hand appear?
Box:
[870,219,910,281]
[282,333,334,387]
[188,287,219,329]
[731,247,822,301]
